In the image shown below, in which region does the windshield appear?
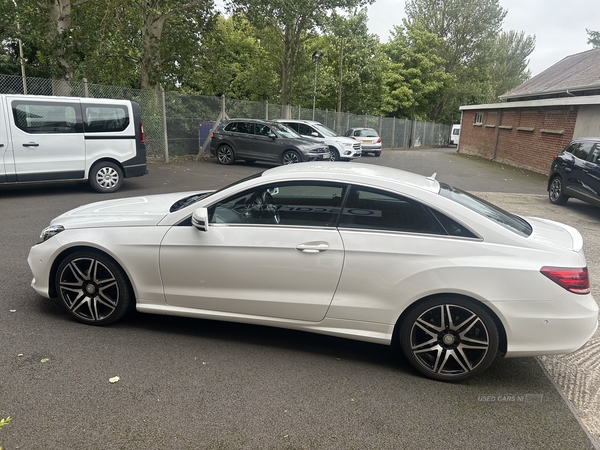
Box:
[439,183,532,237]
[271,122,302,139]
[313,123,339,137]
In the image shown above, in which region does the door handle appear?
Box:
[23,142,40,147]
[296,242,329,253]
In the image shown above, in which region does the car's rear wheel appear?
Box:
[399,297,499,382]
[55,250,132,325]
[548,176,569,205]
[217,145,235,165]
[89,161,123,193]
[374,151,381,157]
[282,150,301,165]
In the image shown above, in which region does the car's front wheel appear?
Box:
[548,176,569,205]
[55,250,132,325]
[329,149,340,161]
[217,145,235,165]
[89,161,123,193]
[282,150,301,165]
[399,297,499,382]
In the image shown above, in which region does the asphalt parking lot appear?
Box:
[1,148,599,449]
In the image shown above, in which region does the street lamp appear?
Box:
[312,51,323,121]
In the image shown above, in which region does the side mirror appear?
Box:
[311,132,319,137]
[192,207,209,232]
[268,132,277,139]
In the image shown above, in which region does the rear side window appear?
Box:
[83,105,130,132]
[565,142,594,160]
[224,122,253,133]
[339,186,442,234]
[12,101,81,134]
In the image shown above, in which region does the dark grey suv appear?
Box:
[547,137,600,207]
[210,119,330,165]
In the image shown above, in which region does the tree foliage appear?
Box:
[226,0,374,105]
[588,29,600,48]
[0,0,537,124]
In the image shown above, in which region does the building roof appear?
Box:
[499,48,600,101]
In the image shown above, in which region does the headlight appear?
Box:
[343,142,353,147]
[37,225,65,244]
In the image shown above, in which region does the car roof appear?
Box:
[261,162,440,194]
[276,119,320,125]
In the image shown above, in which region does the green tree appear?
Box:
[588,29,600,48]
[489,30,535,97]
[382,20,454,120]
[227,0,374,106]
[404,0,510,122]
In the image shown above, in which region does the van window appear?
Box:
[84,105,130,132]
[12,102,80,134]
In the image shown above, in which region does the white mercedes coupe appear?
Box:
[28,162,598,381]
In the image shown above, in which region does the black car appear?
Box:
[547,137,600,207]
[209,118,330,165]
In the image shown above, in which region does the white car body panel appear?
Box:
[28,162,598,363]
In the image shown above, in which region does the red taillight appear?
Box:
[376,137,382,143]
[211,132,215,139]
[351,137,356,140]
[138,121,145,144]
[540,266,590,294]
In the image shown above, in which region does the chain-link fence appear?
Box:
[0,74,451,160]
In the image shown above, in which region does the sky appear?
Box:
[366,0,600,76]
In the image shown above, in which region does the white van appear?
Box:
[0,94,147,193]
[450,124,460,146]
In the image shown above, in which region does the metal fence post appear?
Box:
[391,117,396,149]
[161,87,169,163]
[82,78,89,97]
[265,100,269,120]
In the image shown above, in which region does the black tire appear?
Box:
[217,145,235,165]
[55,250,133,325]
[89,161,123,193]
[548,176,569,205]
[399,296,499,382]
[282,150,301,165]
[329,149,340,161]
[374,151,381,157]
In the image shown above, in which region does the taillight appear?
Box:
[211,132,215,139]
[138,121,145,144]
[377,137,382,143]
[540,267,590,294]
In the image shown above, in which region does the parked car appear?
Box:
[209,118,330,165]
[29,162,598,382]
[547,137,600,207]
[344,127,382,156]
[276,119,361,161]
[0,94,147,193]
[450,124,461,146]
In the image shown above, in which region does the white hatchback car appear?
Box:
[28,163,598,381]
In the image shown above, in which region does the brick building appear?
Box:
[458,48,600,174]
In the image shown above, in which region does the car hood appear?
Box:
[51,191,207,228]
[526,216,583,253]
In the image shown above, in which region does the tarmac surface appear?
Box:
[1,147,599,449]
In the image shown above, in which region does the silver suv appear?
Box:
[210,119,330,165]
[276,119,362,161]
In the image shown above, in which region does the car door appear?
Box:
[8,96,85,182]
[566,141,594,198]
[224,121,254,160]
[252,123,281,163]
[159,181,347,322]
[580,143,600,203]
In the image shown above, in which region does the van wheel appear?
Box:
[89,162,123,193]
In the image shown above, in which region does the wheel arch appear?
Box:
[86,157,125,179]
[391,293,507,356]
[48,245,136,302]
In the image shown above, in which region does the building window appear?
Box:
[474,113,483,125]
